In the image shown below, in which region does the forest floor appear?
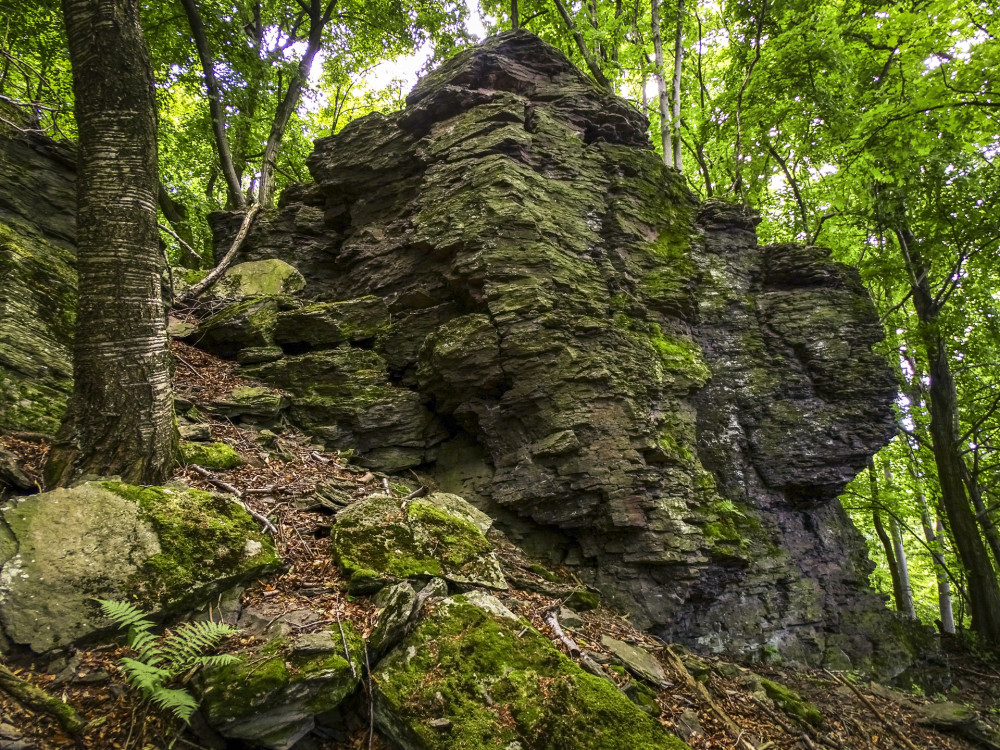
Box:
[1,341,999,750]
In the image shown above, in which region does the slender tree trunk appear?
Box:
[889,516,916,619]
[552,0,614,92]
[257,0,336,207]
[46,0,177,487]
[870,463,909,615]
[670,0,683,170]
[919,495,956,634]
[887,196,1000,643]
[960,460,1000,570]
[512,0,519,29]
[650,0,671,164]
[179,0,245,209]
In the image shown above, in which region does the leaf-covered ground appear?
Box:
[1,341,998,750]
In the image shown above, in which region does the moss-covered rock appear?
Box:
[0,482,279,653]
[200,624,364,750]
[331,493,506,591]
[179,441,245,469]
[204,386,289,422]
[760,678,823,727]
[210,259,306,299]
[373,592,690,750]
[274,295,390,349]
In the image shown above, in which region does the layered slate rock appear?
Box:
[213,33,908,676]
[0,482,280,653]
[0,105,76,433]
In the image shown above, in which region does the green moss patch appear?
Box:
[331,494,506,590]
[761,678,823,727]
[102,482,280,607]
[374,596,689,750]
[180,441,245,470]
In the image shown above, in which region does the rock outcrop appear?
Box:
[209,30,921,678]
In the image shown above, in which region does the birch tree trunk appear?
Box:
[670,0,683,170]
[919,496,956,634]
[45,0,177,487]
[650,0,671,164]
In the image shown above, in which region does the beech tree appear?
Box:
[44,0,177,486]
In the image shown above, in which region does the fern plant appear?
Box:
[97,599,241,723]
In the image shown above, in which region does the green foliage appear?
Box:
[96,599,241,724]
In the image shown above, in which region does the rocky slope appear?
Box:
[199,31,927,679]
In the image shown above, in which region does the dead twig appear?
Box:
[189,465,278,534]
[543,609,581,657]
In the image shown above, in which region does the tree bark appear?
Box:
[179,0,245,210]
[511,0,519,29]
[919,495,956,634]
[887,194,1000,643]
[870,464,909,615]
[650,0,671,164]
[46,0,177,487]
[670,0,683,170]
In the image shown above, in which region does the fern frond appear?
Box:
[96,599,156,632]
[161,620,238,671]
[119,657,171,693]
[148,687,199,724]
[197,653,242,668]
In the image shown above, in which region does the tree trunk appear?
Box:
[45,0,177,487]
[888,196,1000,643]
[552,0,614,93]
[670,0,683,170]
[889,515,916,619]
[257,0,335,207]
[919,496,956,634]
[179,0,245,210]
[870,463,909,615]
[512,0,519,29]
[650,0,671,164]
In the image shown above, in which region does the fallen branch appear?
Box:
[664,646,756,750]
[190,465,277,534]
[335,596,357,679]
[176,203,261,305]
[544,609,580,657]
[0,663,86,742]
[823,670,919,750]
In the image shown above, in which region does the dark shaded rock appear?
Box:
[0,449,32,491]
[0,106,76,434]
[195,31,923,681]
[185,297,280,359]
[916,701,1000,750]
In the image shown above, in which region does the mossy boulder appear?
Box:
[200,625,364,750]
[0,482,279,653]
[331,493,506,591]
[210,259,306,299]
[180,441,245,469]
[373,592,690,750]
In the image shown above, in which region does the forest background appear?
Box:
[2,0,999,641]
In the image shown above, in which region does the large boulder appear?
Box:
[0,482,280,653]
[213,31,930,681]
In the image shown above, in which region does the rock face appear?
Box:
[0,105,76,433]
[214,30,919,677]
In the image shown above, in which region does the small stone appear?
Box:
[675,708,703,740]
[556,606,584,629]
[370,582,419,654]
[180,441,245,470]
[179,423,212,442]
[428,718,452,732]
[600,636,671,688]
